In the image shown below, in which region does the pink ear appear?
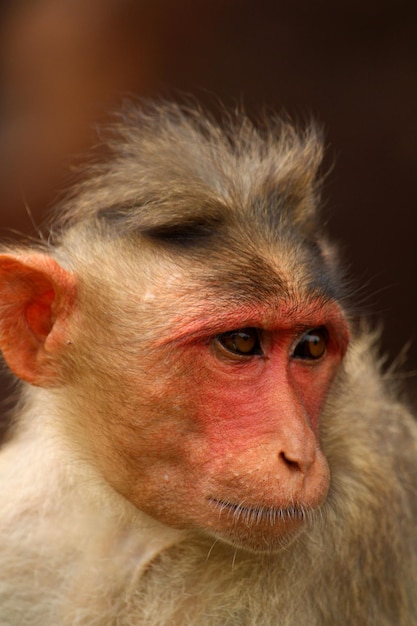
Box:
[0,253,77,386]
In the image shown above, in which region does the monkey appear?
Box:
[0,102,416,626]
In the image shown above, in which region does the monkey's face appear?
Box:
[0,249,349,554]
[81,264,349,554]
[0,106,350,555]
[0,239,349,554]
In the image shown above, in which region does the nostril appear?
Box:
[279,451,302,472]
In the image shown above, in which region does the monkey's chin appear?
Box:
[204,498,309,554]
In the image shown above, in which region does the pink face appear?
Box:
[98,295,349,553]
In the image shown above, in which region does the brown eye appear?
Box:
[293,327,328,360]
[216,328,262,358]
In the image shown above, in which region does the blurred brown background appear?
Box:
[1,0,416,426]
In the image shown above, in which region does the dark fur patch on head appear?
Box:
[142,218,222,247]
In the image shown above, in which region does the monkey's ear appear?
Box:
[0,253,77,387]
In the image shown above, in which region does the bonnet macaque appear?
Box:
[0,103,416,625]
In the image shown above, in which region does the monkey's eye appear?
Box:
[292,327,328,360]
[215,328,262,359]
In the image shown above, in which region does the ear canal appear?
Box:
[0,253,77,387]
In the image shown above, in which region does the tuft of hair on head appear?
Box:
[55,101,325,250]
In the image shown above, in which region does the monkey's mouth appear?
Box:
[207,497,307,526]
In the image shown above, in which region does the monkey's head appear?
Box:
[0,103,350,552]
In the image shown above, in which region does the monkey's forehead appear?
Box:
[70,212,344,307]
[192,240,341,306]
[59,201,346,318]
